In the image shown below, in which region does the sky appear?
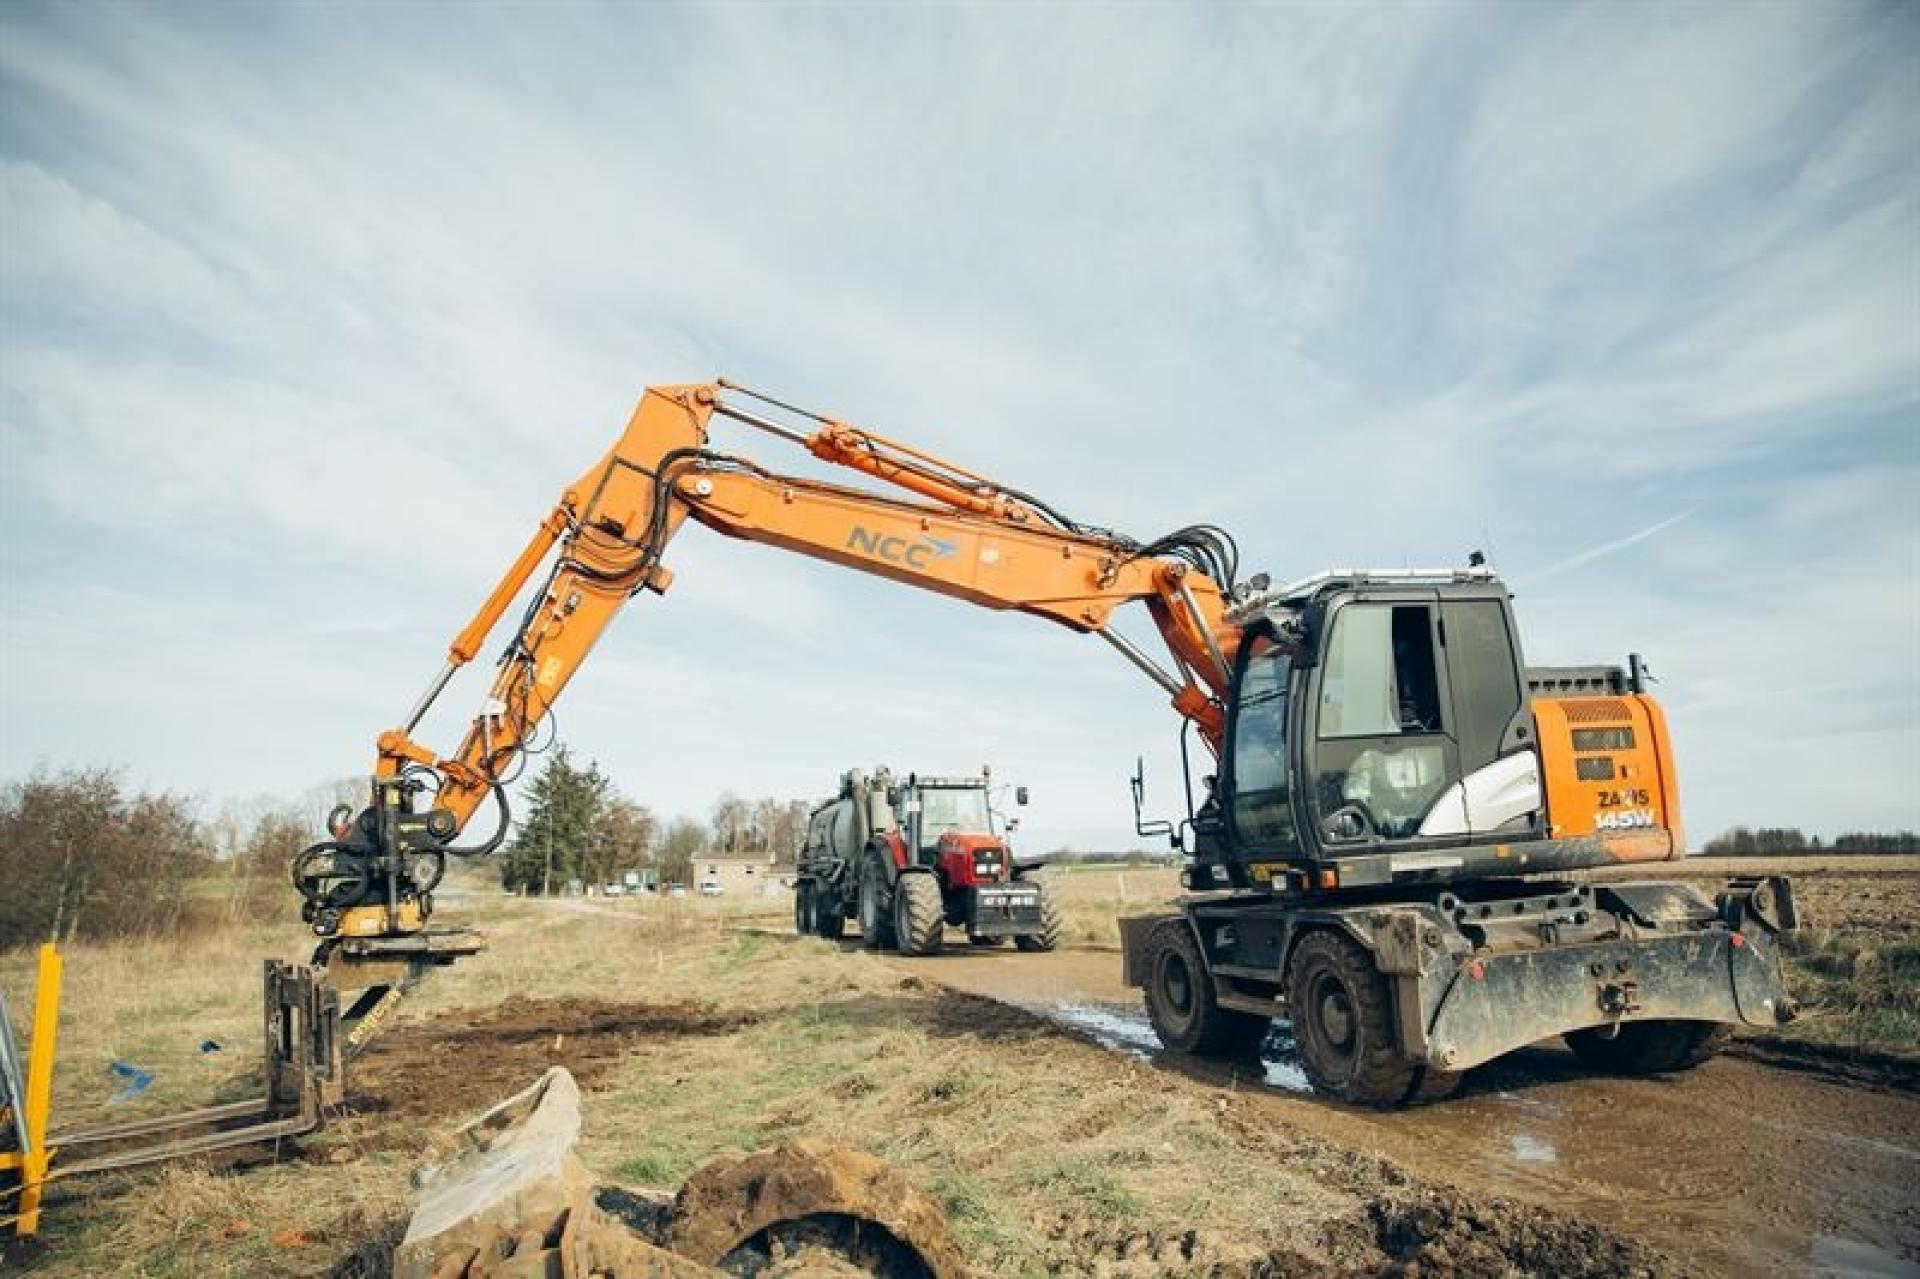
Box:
[1,3,1915,853]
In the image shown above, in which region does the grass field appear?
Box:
[4,856,1912,1276]
[3,890,1672,1279]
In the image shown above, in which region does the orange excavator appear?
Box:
[295,379,1798,1105]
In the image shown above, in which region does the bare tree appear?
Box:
[710,792,750,855]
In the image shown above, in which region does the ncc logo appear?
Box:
[845,525,957,569]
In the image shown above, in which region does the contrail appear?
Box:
[1518,509,1695,583]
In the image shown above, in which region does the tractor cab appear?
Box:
[892,775,996,858]
[1179,566,1669,894]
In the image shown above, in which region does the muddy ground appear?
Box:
[13,860,1916,1278]
[338,977,1676,1279]
[900,940,1920,1278]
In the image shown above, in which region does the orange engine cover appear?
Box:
[1533,692,1683,854]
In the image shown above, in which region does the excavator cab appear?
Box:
[1198,568,1679,894]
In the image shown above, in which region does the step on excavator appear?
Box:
[284,378,1797,1106]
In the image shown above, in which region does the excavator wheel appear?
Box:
[1564,1019,1731,1075]
[1287,929,1417,1107]
[892,873,944,956]
[1142,918,1269,1058]
[858,851,896,950]
[1013,882,1062,953]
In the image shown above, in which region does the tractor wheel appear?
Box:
[793,881,813,936]
[1287,929,1416,1106]
[893,873,945,956]
[857,852,896,950]
[1564,1020,1730,1075]
[1142,918,1269,1057]
[1013,882,1062,953]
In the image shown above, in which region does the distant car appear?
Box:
[698,879,722,897]
[669,884,688,899]
[601,883,626,897]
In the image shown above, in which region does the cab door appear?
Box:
[1302,594,1462,848]
[1437,596,1539,835]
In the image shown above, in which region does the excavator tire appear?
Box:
[857,851,896,951]
[1142,918,1269,1057]
[1287,928,1417,1107]
[1406,1066,1466,1104]
[893,872,944,956]
[1564,1019,1730,1075]
[1014,882,1062,952]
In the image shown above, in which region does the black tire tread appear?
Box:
[1014,883,1063,952]
[1287,930,1416,1107]
[1143,918,1270,1057]
[858,851,895,950]
[894,873,945,956]
[1564,1019,1730,1075]
[814,888,846,941]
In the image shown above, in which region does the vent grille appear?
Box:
[1562,698,1631,724]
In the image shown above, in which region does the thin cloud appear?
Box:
[2,5,1914,843]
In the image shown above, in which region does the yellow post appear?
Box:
[15,943,61,1237]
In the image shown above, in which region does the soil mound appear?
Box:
[350,996,755,1119]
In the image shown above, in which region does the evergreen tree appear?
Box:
[500,747,611,894]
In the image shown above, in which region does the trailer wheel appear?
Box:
[1014,883,1062,953]
[858,852,896,950]
[893,872,944,956]
[814,886,846,941]
[1287,930,1416,1106]
[1564,1020,1730,1075]
[793,881,813,936]
[1143,919,1268,1057]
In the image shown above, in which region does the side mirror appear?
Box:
[1130,756,1181,849]
[1015,786,1029,807]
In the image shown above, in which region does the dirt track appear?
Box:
[893,944,1920,1278]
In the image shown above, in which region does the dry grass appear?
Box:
[1027,866,1181,949]
[3,891,1387,1277]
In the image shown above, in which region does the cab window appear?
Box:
[1312,603,1453,841]
[1229,637,1299,851]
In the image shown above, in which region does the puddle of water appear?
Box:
[1510,1132,1558,1164]
[1037,1003,1314,1092]
[1811,1235,1920,1278]
[1260,1022,1312,1093]
[1495,1090,1562,1115]
[1044,1002,1161,1057]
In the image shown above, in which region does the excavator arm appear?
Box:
[296,381,1245,939]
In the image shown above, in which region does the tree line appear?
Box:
[1701,827,1918,856]
[491,748,812,895]
[0,754,817,947]
[0,767,331,949]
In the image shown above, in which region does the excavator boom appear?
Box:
[296,381,1243,939]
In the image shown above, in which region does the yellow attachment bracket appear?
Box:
[1,943,62,1237]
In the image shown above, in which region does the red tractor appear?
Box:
[794,767,1061,956]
